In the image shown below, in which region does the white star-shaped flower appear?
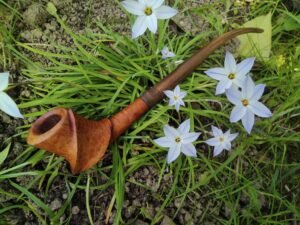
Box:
[121,0,178,38]
[161,46,175,59]
[205,126,238,157]
[204,51,255,95]
[163,85,186,112]
[154,119,201,164]
[226,76,272,134]
[0,72,23,118]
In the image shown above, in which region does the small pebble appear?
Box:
[50,198,62,211]
[71,206,80,215]
[62,193,68,199]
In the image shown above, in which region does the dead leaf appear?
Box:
[237,13,272,60]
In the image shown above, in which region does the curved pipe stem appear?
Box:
[141,28,263,107]
[27,28,263,173]
[112,28,263,139]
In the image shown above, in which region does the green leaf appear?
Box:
[198,171,211,186]
[27,150,45,166]
[237,13,272,60]
[46,2,57,16]
[283,14,300,31]
[0,143,11,165]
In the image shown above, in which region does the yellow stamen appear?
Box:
[175,137,181,143]
[144,7,152,16]
[242,99,249,106]
[228,73,235,80]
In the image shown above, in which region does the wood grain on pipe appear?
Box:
[27,28,263,173]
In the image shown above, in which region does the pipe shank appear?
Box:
[110,98,149,141]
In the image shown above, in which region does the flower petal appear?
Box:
[146,14,157,33]
[178,119,190,134]
[211,125,223,136]
[151,0,164,8]
[164,90,174,98]
[121,0,145,15]
[226,86,242,105]
[251,84,265,100]
[228,132,239,141]
[154,5,177,19]
[223,141,231,150]
[242,76,255,99]
[230,105,247,122]
[163,125,179,137]
[167,144,181,164]
[205,137,220,147]
[168,98,175,106]
[213,145,224,157]
[249,101,272,118]
[161,49,168,59]
[181,143,197,157]
[174,85,180,95]
[166,51,175,58]
[0,92,23,118]
[242,110,255,134]
[132,16,148,38]
[178,98,185,106]
[174,102,180,112]
[236,57,255,77]
[233,74,246,87]
[161,47,175,59]
[154,136,174,147]
[216,79,232,95]
[0,72,9,91]
[224,52,236,73]
[181,132,200,144]
[204,68,227,81]
[179,91,187,98]
[138,0,147,4]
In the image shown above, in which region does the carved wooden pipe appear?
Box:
[27,28,263,174]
